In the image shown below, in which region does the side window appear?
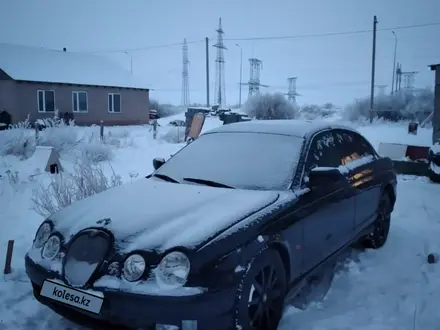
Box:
[335,129,376,166]
[305,130,343,172]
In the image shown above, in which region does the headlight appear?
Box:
[34,222,52,249]
[155,251,190,289]
[123,254,146,282]
[42,235,61,260]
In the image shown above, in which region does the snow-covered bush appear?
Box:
[32,161,122,217]
[299,103,337,120]
[150,99,184,118]
[105,129,134,148]
[81,141,114,163]
[0,111,77,158]
[0,115,35,158]
[74,134,114,164]
[38,124,78,153]
[159,126,186,144]
[344,88,434,122]
[242,92,298,120]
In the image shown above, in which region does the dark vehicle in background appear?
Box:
[428,142,440,182]
[25,120,397,330]
[168,119,186,127]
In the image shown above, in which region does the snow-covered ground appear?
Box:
[1,114,439,329]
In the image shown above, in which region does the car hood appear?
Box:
[50,178,280,252]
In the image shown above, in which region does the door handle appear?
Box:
[326,234,332,240]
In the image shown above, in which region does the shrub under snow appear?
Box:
[79,136,115,164]
[159,126,186,144]
[0,113,135,163]
[0,113,77,158]
[32,161,122,218]
[299,103,338,120]
[344,88,434,122]
[150,99,185,118]
[242,92,298,120]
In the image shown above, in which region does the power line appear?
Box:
[223,22,440,41]
[4,21,436,54]
[68,21,440,54]
[81,39,205,54]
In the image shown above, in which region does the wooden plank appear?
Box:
[3,240,14,275]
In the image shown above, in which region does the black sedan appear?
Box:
[25,119,397,330]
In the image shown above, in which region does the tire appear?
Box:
[429,168,440,183]
[361,194,391,249]
[234,248,287,330]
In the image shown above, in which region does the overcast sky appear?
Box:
[1,0,439,107]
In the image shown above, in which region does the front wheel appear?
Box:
[361,194,391,249]
[234,249,287,330]
[428,164,440,183]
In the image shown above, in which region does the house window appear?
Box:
[108,93,121,113]
[72,91,88,112]
[37,90,55,112]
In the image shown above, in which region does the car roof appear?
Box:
[204,119,359,138]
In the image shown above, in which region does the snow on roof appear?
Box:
[205,119,358,138]
[0,43,147,89]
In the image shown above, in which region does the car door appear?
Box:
[336,129,382,231]
[296,130,356,273]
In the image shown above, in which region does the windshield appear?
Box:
[154,132,303,190]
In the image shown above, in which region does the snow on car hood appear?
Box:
[50,178,280,252]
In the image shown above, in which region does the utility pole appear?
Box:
[236,44,243,108]
[205,37,210,107]
[391,31,397,94]
[369,15,378,123]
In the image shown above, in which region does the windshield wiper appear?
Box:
[183,177,235,189]
[152,173,179,183]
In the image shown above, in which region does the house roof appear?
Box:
[429,64,440,71]
[0,43,148,90]
[205,119,359,138]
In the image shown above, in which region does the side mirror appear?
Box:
[152,157,165,170]
[307,167,343,188]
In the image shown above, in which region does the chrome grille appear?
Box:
[63,229,111,287]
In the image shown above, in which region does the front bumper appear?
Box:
[25,255,236,330]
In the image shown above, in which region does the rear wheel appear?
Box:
[362,194,391,249]
[234,249,287,330]
[428,165,440,183]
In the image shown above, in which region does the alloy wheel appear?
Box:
[248,265,283,329]
[370,198,390,246]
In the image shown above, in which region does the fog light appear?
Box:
[182,320,197,330]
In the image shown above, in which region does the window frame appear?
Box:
[296,128,348,188]
[304,130,343,170]
[37,90,56,113]
[342,130,377,158]
[108,93,121,113]
[72,91,89,113]
[295,128,379,188]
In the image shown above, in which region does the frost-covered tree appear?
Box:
[243,92,298,120]
[299,104,337,120]
[343,88,434,122]
[149,99,184,118]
